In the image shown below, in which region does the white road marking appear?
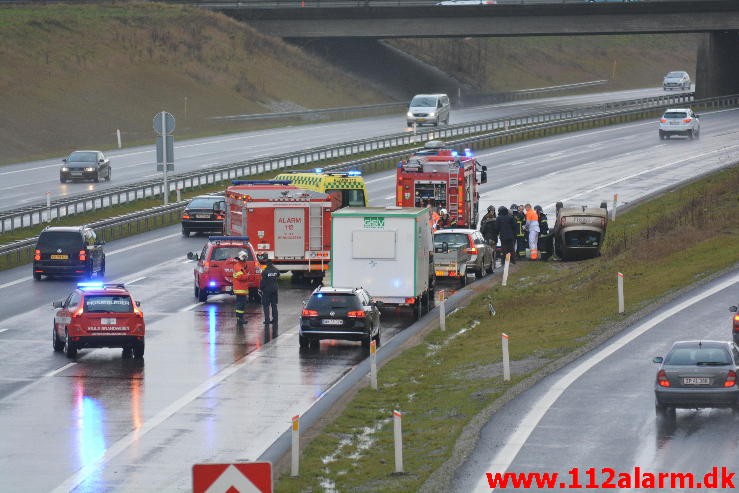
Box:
[0,329,8,334]
[179,302,203,312]
[45,363,76,377]
[472,272,739,492]
[123,276,146,285]
[50,344,269,493]
[0,278,28,290]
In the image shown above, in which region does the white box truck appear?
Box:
[330,207,435,319]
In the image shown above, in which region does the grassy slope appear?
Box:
[0,3,702,166]
[390,34,701,92]
[275,166,739,492]
[0,2,387,165]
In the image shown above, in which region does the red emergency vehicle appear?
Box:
[224,181,339,282]
[396,140,486,229]
[188,236,261,302]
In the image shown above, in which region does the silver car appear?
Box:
[653,340,739,419]
[433,229,494,279]
[658,108,700,140]
[663,70,691,91]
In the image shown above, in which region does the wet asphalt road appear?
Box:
[0,99,737,491]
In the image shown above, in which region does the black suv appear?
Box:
[181,194,226,237]
[33,226,106,280]
[299,286,381,349]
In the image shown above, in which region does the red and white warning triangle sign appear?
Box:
[193,462,272,493]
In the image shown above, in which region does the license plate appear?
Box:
[71,171,82,175]
[683,377,710,385]
[50,254,68,260]
[196,214,211,219]
[322,319,343,326]
[417,118,426,122]
[224,286,232,292]
[101,318,117,325]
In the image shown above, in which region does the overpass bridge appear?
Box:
[198,0,739,97]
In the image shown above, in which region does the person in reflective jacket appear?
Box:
[232,251,250,324]
[259,254,280,325]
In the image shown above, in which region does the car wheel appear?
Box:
[106,169,112,181]
[98,260,105,278]
[196,285,207,302]
[64,330,77,359]
[475,265,483,279]
[60,176,66,183]
[688,129,694,140]
[133,341,145,359]
[33,271,42,281]
[694,129,700,140]
[361,336,371,349]
[93,172,100,183]
[52,325,64,352]
[122,347,133,359]
[485,255,494,274]
[658,130,664,140]
[182,228,190,237]
[459,272,467,288]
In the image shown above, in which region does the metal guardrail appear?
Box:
[3,92,737,268]
[210,81,608,122]
[0,91,698,235]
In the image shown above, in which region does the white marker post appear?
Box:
[611,193,618,222]
[116,128,122,149]
[370,339,378,390]
[176,187,182,203]
[439,289,446,332]
[393,410,404,474]
[291,414,300,476]
[45,191,51,222]
[502,333,511,381]
[502,253,511,286]
[617,272,625,314]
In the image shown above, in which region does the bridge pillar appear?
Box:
[695,31,739,98]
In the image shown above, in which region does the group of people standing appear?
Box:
[232,251,281,327]
[479,203,549,263]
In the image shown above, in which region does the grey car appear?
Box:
[60,150,111,183]
[653,340,739,419]
[433,229,494,278]
[663,70,691,91]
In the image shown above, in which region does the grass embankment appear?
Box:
[274,165,739,492]
[0,2,387,166]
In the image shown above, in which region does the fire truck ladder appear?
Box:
[308,204,324,270]
[447,165,459,223]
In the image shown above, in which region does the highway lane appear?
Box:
[0,86,677,211]
[454,270,739,492]
[0,104,736,491]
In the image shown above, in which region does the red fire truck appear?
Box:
[396,140,486,229]
[224,180,339,282]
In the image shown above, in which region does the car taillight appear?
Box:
[71,305,84,318]
[182,214,190,220]
[683,117,692,123]
[724,370,737,388]
[405,297,416,304]
[347,310,366,318]
[733,315,739,330]
[34,249,40,261]
[79,250,86,261]
[215,214,223,220]
[466,247,477,254]
[660,118,667,123]
[301,309,318,317]
[657,370,670,387]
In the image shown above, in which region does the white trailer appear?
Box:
[330,207,435,319]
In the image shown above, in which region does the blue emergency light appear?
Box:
[451,150,459,157]
[77,281,104,289]
[208,235,250,242]
[231,180,291,186]
[464,148,473,157]
[314,168,324,174]
[209,281,217,287]
[347,170,362,176]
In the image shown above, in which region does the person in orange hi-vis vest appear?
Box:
[524,203,540,259]
[232,251,250,323]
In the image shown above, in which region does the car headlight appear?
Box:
[61,167,69,172]
[407,112,413,118]
[84,167,95,172]
[429,112,435,117]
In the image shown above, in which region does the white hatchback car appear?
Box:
[663,71,691,91]
[658,108,700,140]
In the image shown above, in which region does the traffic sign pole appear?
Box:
[162,111,168,205]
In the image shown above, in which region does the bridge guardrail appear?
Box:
[0,91,698,235]
[3,92,737,269]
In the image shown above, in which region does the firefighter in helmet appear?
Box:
[510,204,527,259]
[259,253,280,325]
[436,208,457,230]
[232,250,250,324]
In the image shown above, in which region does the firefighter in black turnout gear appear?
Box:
[259,254,280,325]
[511,204,527,259]
[534,205,553,260]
